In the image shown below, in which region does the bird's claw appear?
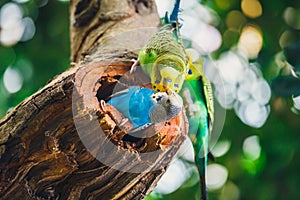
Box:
[130,58,139,74]
[129,123,152,134]
[100,100,107,112]
[119,118,129,127]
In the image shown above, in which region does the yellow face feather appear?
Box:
[185,51,204,81]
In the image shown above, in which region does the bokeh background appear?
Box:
[0,0,299,199]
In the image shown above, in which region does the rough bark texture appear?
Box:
[0,0,188,199]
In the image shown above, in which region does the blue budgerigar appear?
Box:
[107,86,183,129]
[132,0,215,199]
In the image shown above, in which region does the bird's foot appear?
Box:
[129,123,152,134]
[130,58,139,74]
[119,118,129,127]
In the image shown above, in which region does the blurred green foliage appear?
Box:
[0,0,300,200]
[0,0,69,117]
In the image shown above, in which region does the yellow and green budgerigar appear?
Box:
[182,49,214,200]
[134,0,215,199]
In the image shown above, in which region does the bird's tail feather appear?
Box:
[200,174,208,200]
[170,0,181,22]
[197,158,208,200]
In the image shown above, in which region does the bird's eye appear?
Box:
[153,85,156,89]
[166,99,170,103]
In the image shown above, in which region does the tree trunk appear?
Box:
[0,0,188,199]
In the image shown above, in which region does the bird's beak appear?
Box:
[166,88,173,95]
[163,77,172,89]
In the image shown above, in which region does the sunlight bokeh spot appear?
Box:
[215,83,236,109]
[13,0,30,3]
[223,29,239,47]
[236,86,250,102]
[155,0,222,54]
[219,182,240,200]
[3,67,23,94]
[185,48,200,62]
[243,135,261,160]
[213,51,271,128]
[181,15,200,38]
[37,0,49,7]
[0,3,25,46]
[283,7,300,30]
[226,10,247,31]
[177,137,195,162]
[180,0,198,10]
[217,51,246,84]
[211,140,231,157]
[207,164,228,190]
[191,23,222,54]
[279,30,296,48]
[293,95,300,111]
[21,17,36,42]
[252,79,271,105]
[155,0,173,18]
[241,0,263,18]
[0,23,24,46]
[0,3,23,28]
[240,101,270,128]
[155,159,193,194]
[215,0,235,10]
[238,25,263,59]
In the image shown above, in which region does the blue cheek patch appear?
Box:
[174,84,179,88]
[164,78,172,83]
[155,80,160,84]
[188,69,193,75]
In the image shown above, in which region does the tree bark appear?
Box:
[0,0,188,199]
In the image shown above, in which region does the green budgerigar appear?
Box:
[182,50,214,200]
[133,0,215,199]
[136,0,187,94]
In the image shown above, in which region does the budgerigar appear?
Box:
[107,86,183,129]
[182,50,214,200]
[134,0,214,199]
[136,0,187,93]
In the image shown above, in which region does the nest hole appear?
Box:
[95,70,160,153]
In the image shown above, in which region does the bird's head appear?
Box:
[151,55,187,93]
[149,88,183,123]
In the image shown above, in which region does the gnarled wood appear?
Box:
[0,0,188,199]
